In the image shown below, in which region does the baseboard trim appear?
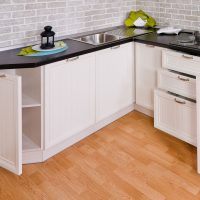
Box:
[23,104,155,164]
[135,104,154,117]
[43,104,135,161]
[23,149,43,164]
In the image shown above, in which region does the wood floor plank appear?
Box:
[0,111,200,200]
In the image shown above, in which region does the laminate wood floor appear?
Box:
[1,111,200,200]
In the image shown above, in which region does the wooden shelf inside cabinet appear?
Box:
[22,94,41,108]
[22,134,40,151]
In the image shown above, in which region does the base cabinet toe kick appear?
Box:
[0,43,135,175]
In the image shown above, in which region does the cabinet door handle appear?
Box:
[174,98,186,104]
[178,76,190,82]
[146,44,155,48]
[182,55,193,59]
[67,56,79,62]
[0,74,6,78]
[111,45,120,50]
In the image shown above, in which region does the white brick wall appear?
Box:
[137,0,200,30]
[0,0,136,48]
[1,0,200,49]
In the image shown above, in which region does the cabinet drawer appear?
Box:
[162,50,200,75]
[154,90,196,146]
[158,69,196,99]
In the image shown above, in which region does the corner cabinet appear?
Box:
[0,42,135,175]
[44,53,96,149]
[96,43,135,121]
[135,43,163,110]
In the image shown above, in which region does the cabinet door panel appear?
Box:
[45,54,95,148]
[154,90,177,133]
[0,74,22,175]
[136,43,162,110]
[45,61,71,148]
[154,90,196,146]
[70,60,95,133]
[177,101,196,143]
[96,43,134,121]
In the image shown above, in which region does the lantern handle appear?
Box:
[44,26,52,32]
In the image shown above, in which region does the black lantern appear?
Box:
[40,26,55,49]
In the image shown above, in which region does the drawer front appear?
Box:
[154,90,196,146]
[158,69,196,99]
[162,50,200,75]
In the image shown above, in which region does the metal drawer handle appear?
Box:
[0,74,6,78]
[67,56,79,62]
[175,98,186,104]
[182,55,193,59]
[146,44,155,48]
[111,45,120,50]
[178,76,190,82]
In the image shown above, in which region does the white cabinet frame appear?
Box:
[196,75,200,173]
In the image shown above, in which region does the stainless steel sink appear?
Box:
[72,33,121,45]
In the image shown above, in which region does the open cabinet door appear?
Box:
[0,74,22,175]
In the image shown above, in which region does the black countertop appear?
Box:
[134,31,200,56]
[0,34,133,70]
[0,27,200,70]
[0,39,94,69]
[134,32,177,48]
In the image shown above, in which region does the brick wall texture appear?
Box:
[0,0,200,48]
[136,0,200,30]
[0,0,136,48]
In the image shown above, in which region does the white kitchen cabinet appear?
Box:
[162,49,200,76]
[135,43,162,110]
[44,53,96,149]
[0,43,135,175]
[154,90,196,146]
[157,69,196,100]
[0,68,43,175]
[155,48,200,173]
[95,43,134,122]
[157,49,198,146]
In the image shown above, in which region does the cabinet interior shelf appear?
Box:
[22,134,40,151]
[22,94,41,108]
